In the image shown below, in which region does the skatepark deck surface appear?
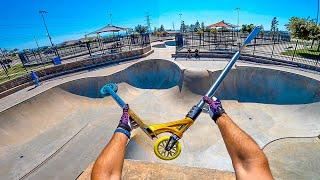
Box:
[0,58,319,179]
[78,159,235,180]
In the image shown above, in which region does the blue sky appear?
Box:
[0,0,318,50]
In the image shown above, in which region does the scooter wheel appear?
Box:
[154,136,181,160]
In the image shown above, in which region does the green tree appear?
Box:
[210,28,217,33]
[194,21,201,32]
[307,22,320,50]
[308,22,320,40]
[260,25,265,36]
[286,16,320,51]
[10,48,19,54]
[134,25,148,34]
[271,17,279,32]
[270,17,279,41]
[201,22,205,31]
[240,24,255,33]
[286,17,310,40]
[154,25,167,37]
[0,48,8,54]
[159,25,165,32]
[180,21,186,33]
[189,24,195,32]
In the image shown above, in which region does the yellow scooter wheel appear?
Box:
[154,136,181,160]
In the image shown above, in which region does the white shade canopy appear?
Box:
[87,25,128,35]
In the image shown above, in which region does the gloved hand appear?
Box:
[115,104,138,139]
[203,96,225,123]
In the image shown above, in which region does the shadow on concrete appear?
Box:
[152,44,166,48]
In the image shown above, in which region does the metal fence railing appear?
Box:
[0,34,151,84]
[176,31,319,68]
[150,34,176,42]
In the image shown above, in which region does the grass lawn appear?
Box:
[0,64,27,83]
[282,48,320,60]
[0,63,51,84]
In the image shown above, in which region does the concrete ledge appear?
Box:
[78,160,235,180]
[0,46,153,98]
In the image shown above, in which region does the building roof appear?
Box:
[207,20,238,29]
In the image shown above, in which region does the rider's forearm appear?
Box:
[216,113,270,171]
[91,133,128,180]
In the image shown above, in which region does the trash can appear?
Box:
[52,56,61,65]
[175,34,183,48]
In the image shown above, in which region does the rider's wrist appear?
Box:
[214,113,228,124]
[212,110,226,123]
[118,123,132,132]
[115,127,131,139]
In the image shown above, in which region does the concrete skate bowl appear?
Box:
[0,59,319,179]
[58,59,182,98]
[164,40,176,46]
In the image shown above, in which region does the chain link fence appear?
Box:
[0,34,151,84]
[176,31,319,68]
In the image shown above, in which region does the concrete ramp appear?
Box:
[264,137,320,179]
[0,59,319,179]
[182,67,320,104]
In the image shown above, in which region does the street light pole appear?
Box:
[39,10,59,57]
[234,8,240,47]
[39,10,54,47]
[145,12,151,33]
[108,13,112,25]
[235,8,240,28]
[179,13,183,32]
[317,0,319,24]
